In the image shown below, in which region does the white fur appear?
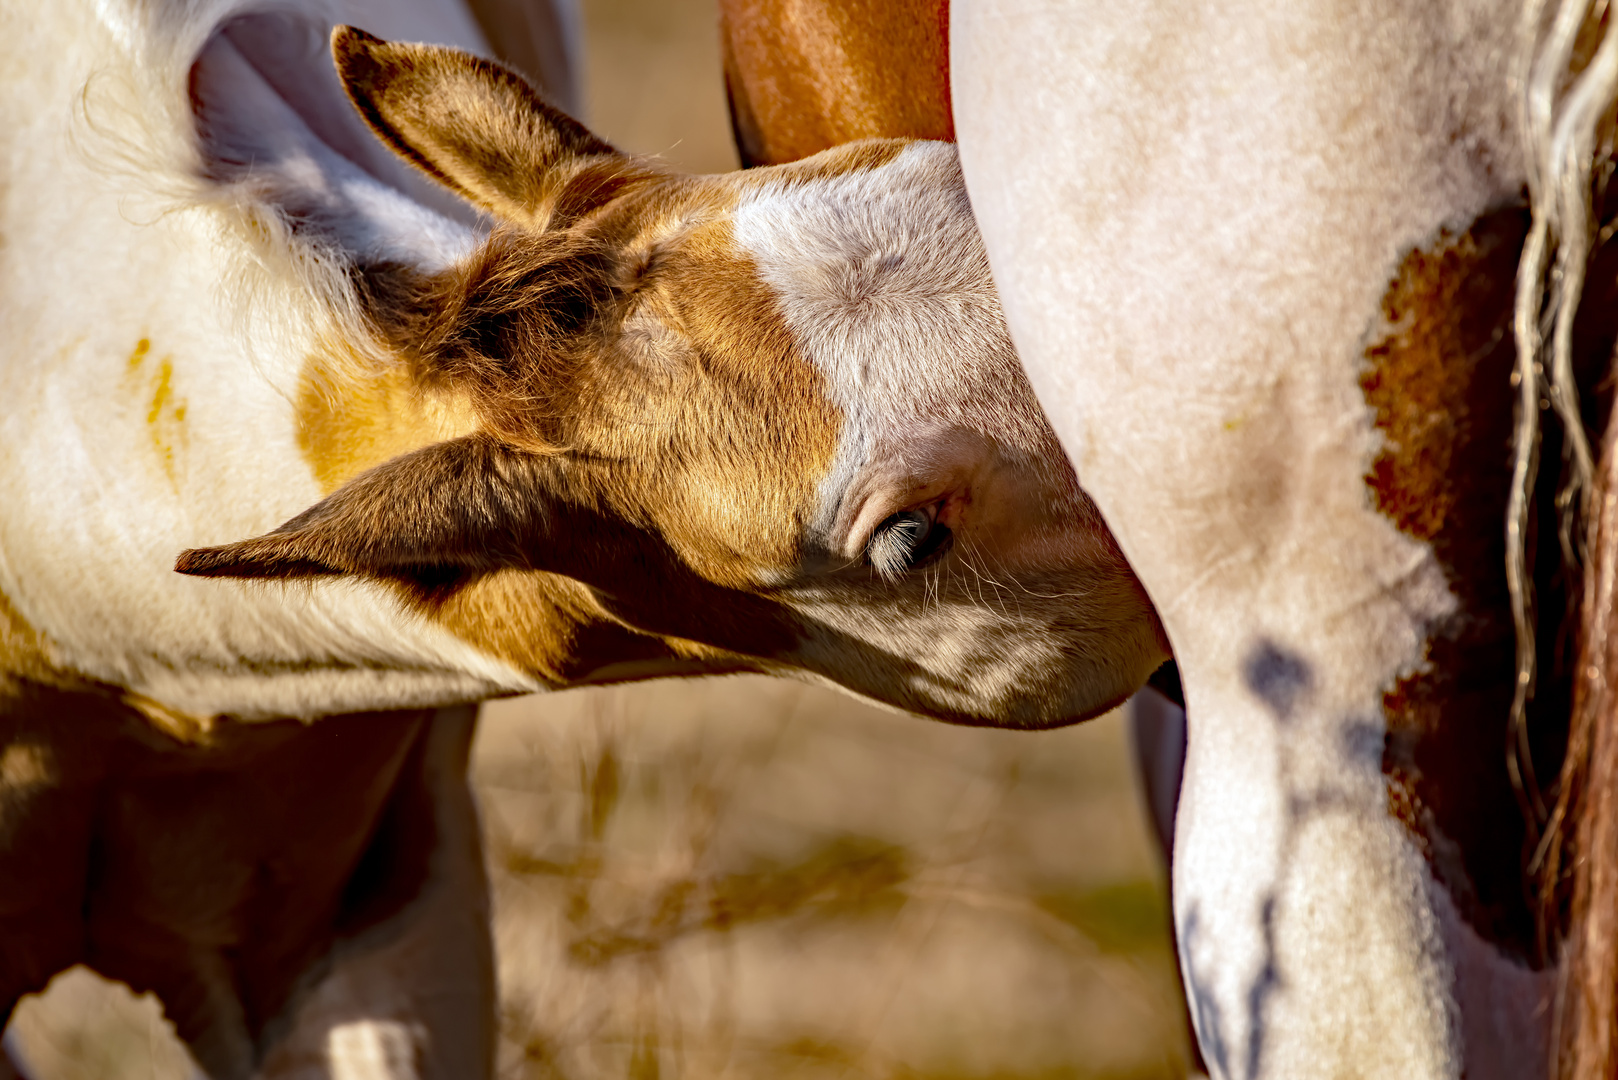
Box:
[0,0,541,720]
[732,143,1166,725]
[327,1022,423,1080]
[954,0,1541,1075]
[732,143,1039,543]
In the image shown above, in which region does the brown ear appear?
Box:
[175,436,557,584]
[332,26,632,228]
[177,436,807,660]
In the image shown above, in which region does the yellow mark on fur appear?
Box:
[0,587,70,690]
[147,359,172,426]
[0,588,41,669]
[128,344,190,489]
[296,342,477,492]
[147,358,188,486]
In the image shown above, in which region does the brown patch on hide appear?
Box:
[359,178,841,592]
[273,172,840,679]
[570,210,842,589]
[718,0,953,167]
[1361,207,1566,962]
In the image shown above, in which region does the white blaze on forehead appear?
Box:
[730,143,1042,546]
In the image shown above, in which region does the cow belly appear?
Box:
[0,691,437,1077]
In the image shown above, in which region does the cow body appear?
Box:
[1,0,1167,1074]
[3,698,490,1078]
[953,0,1602,1075]
[713,5,1206,1069]
[718,0,952,167]
[0,0,522,724]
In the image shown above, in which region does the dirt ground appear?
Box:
[5,1,1192,1076]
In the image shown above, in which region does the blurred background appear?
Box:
[5,0,1190,1076]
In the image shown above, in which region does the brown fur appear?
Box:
[1359,208,1564,963]
[188,32,865,677]
[718,0,952,167]
[0,681,450,1078]
[1546,211,1618,1080]
[333,28,629,230]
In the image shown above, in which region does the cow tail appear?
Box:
[1551,418,1618,1078]
[1511,3,1618,1074]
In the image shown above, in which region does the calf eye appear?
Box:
[867,506,952,581]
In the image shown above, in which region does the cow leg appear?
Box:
[256,706,494,1080]
[1128,687,1209,1077]
[1129,684,1187,861]
[0,685,121,1074]
[0,1033,30,1080]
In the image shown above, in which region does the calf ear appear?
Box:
[177,436,805,659]
[175,436,559,586]
[332,26,634,229]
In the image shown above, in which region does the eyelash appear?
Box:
[866,503,953,581]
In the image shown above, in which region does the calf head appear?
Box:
[177,28,1166,728]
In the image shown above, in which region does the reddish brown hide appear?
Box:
[718,0,952,167]
[0,681,477,1078]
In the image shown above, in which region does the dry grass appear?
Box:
[480,680,1189,1080]
[576,0,739,173]
[5,1,1192,1076]
[8,683,1189,1080]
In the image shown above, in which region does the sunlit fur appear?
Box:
[0,0,1164,730]
[955,0,1618,1077]
[167,29,1165,729]
[717,0,952,167]
[1,1,1164,1074]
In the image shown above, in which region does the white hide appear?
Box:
[733,143,1167,724]
[733,143,1034,542]
[953,1,1553,1077]
[0,0,542,720]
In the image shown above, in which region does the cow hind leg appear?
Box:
[256,706,494,1080]
[0,1032,30,1080]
